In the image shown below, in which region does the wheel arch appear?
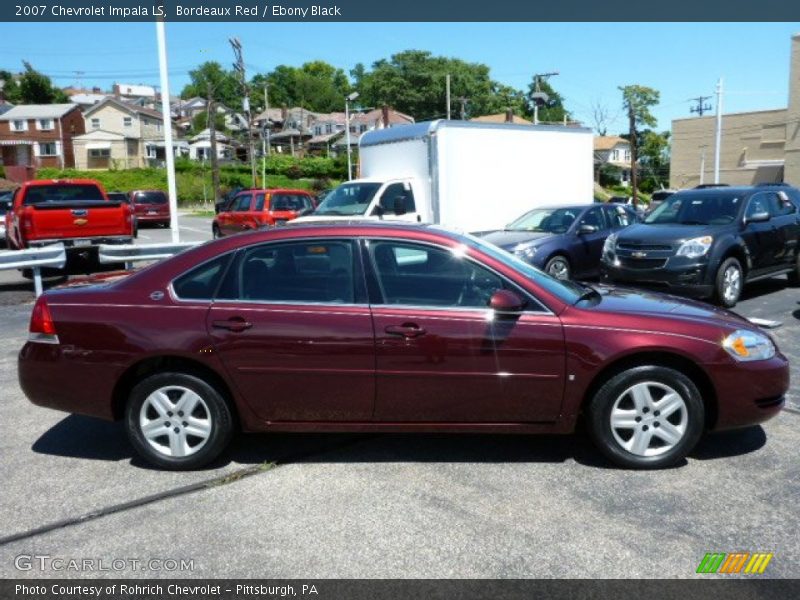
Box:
[111,355,240,427]
[579,350,718,430]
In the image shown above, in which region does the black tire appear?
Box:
[715,257,743,308]
[544,255,571,280]
[586,365,704,469]
[212,224,222,239]
[787,253,800,286]
[125,372,234,470]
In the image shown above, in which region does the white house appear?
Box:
[189,129,235,161]
[594,135,633,185]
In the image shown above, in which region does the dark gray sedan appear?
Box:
[480,204,638,280]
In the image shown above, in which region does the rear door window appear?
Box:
[233,194,253,212]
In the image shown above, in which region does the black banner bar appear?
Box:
[1,0,800,22]
[2,579,800,600]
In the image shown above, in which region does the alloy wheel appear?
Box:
[722,265,742,305]
[139,386,212,458]
[547,258,570,280]
[609,381,688,457]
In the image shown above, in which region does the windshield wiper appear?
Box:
[678,220,708,225]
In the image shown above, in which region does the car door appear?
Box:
[741,192,781,274]
[570,205,610,278]
[366,239,565,423]
[766,191,800,268]
[226,193,254,235]
[371,182,420,223]
[207,238,375,422]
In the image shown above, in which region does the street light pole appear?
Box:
[713,77,724,184]
[345,91,359,181]
[156,20,179,243]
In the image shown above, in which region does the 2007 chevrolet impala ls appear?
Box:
[19,223,788,469]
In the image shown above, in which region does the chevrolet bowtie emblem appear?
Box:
[73,218,88,226]
[631,251,647,258]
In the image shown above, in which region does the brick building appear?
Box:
[0,104,85,172]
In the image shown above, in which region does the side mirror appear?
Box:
[745,211,770,224]
[392,197,407,216]
[578,223,598,235]
[488,289,526,313]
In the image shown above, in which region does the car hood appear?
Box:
[616,223,719,244]
[480,230,556,249]
[589,284,749,328]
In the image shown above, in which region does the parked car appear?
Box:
[19,223,787,470]
[480,204,638,280]
[212,188,315,238]
[4,179,134,260]
[601,184,800,307]
[0,190,12,244]
[129,190,170,227]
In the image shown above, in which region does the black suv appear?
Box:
[601,184,800,307]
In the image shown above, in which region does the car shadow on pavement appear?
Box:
[739,277,789,302]
[31,415,767,471]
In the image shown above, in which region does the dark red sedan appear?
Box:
[19,223,788,470]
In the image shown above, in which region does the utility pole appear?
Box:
[689,95,712,117]
[156,20,179,243]
[699,146,707,185]
[531,71,559,125]
[229,37,257,187]
[714,77,723,184]
[345,91,359,180]
[445,74,451,120]
[207,82,220,207]
[628,102,639,208]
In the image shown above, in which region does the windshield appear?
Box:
[23,184,104,205]
[506,207,583,233]
[314,182,381,216]
[644,192,742,225]
[134,191,167,205]
[462,232,584,305]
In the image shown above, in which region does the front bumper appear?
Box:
[710,354,789,430]
[601,255,715,298]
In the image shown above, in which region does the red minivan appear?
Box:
[212,188,314,238]
[130,189,170,228]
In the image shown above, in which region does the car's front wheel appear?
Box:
[125,372,234,470]
[715,257,743,307]
[545,255,571,280]
[587,365,704,469]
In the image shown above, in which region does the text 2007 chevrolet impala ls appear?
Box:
[19,223,788,470]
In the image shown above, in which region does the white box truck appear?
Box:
[300,119,594,232]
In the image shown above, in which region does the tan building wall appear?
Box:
[73,139,141,170]
[85,104,143,138]
[670,109,787,188]
[785,33,800,186]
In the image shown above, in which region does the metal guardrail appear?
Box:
[97,242,201,268]
[0,243,67,297]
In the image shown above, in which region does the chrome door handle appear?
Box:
[212,317,252,332]
[384,323,426,339]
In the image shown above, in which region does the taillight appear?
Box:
[22,206,33,231]
[29,296,59,343]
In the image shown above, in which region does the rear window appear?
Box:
[23,184,105,205]
[269,194,310,211]
[134,191,168,205]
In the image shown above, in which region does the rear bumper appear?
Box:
[710,354,790,430]
[29,236,133,248]
[136,214,170,224]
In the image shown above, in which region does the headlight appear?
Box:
[603,233,617,256]
[722,329,776,362]
[513,242,538,260]
[677,236,713,259]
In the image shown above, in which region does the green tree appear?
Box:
[17,62,67,104]
[190,110,227,135]
[181,62,241,110]
[619,84,660,204]
[358,50,523,120]
[250,61,352,113]
[527,77,568,123]
[638,130,671,192]
[0,69,21,103]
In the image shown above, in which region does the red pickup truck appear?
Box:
[5,179,135,258]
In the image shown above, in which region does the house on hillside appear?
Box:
[594,136,632,186]
[333,106,414,152]
[72,97,186,169]
[0,104,85,172]
[188,129,236,161]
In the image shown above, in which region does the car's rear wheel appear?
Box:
[212,224,222,239]
[715,257,743,308]
[125,372,233,470]
[587,365,704,469]
[545,255,571,280]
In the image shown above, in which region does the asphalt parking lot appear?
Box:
[0,215,798,579]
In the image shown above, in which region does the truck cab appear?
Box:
[298,179,425,224]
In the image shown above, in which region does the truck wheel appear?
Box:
[715,257,743,308]
[545,255,571,280]
[212,224,222,239]
[586,365,704,469]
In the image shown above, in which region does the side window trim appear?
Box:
[361,237,550,314]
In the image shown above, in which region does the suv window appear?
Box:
[270,194,311,212]
[172,254,231,300]
[220,241,355,304]
[233,194,252,212]
[133,191,167,205]
[254,193,266,211]
[745,193,771,220]
[375,183,416,215]
[769,192,796,217]
[369,241,505,308]
[604,204,635,228]
[579,206,608,231]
